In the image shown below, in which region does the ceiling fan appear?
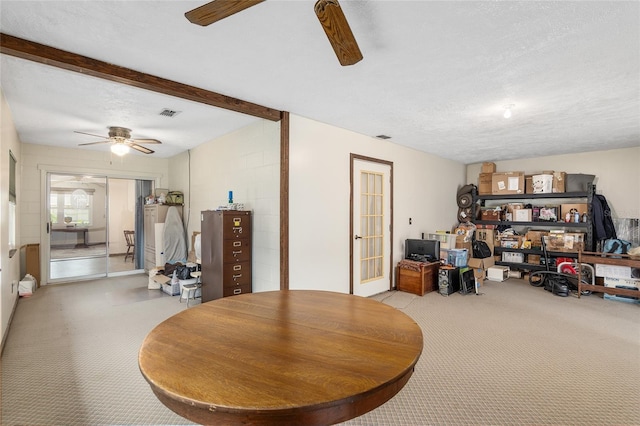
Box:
[185,0,363,66]
[75,126,161,156]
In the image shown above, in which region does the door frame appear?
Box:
[349,153,394,295]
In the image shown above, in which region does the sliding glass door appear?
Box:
[47,173,109,281]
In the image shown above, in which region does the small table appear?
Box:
[138,290,423,425]
[51,227,89,248]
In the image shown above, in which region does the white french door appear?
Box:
[351,157,392,297]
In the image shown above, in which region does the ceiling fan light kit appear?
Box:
[111,143,130,156]
[185,0,362,66]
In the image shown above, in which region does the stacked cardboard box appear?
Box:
[492,172,525,195]
[543,231,585,252]
[477,162,496,195]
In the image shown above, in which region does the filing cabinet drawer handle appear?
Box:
[233,241,242,247]
[233,288,242,295]
[233,265,242,271]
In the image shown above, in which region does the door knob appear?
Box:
[355,235,362,240]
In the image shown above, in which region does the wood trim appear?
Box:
[280,112,290,290]
[0,33,282,122]
[349,154,394,294]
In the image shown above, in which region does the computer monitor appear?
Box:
[405,239,440,262]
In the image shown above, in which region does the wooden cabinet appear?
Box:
[143,204,183,272]
[201,210,252,302]
[396,261,440,296]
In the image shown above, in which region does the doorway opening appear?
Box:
[47,174,147,282]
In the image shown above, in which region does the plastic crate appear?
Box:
[162,281,180,296]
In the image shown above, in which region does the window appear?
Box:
[50,188,94,226]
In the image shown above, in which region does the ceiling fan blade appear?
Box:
[128,143,155,155]
[74,130,108,139]
[132,138,162,145]
[314,0,363,66]
[78,140,110,146]
[185,0,266,26]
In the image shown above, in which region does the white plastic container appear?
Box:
[487,266,509,282]
[532,174,553,194]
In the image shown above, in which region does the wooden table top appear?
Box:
[138,290,423,425]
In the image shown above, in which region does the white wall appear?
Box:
[20,143,170,284]
[1,90,22,346]
[171,120,281,293]
[289,115,466,293]
[466,147,640,219]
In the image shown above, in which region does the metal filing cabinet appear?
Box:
[200,210,252,302]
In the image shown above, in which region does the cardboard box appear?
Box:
[525,230,549,249]
[482,162,496,173]
[514,208,532,222]
[528,254,541,265]
[525,175,534,194]
[595,264,639,279]
[604,277,640,289]
[492,172,525,195]
[552,172,566,193]
[532,174,553,193]
[500,236,524,249]
[478,172,493,195]
[543,232,584,252]
[560,204,588,220]
[468,256,496,281]
[487,265,510,282]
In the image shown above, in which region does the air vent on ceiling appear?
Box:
[159,108,181,118]
[376,135,391,139]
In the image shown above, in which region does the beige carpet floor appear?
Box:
[1,275,638,425]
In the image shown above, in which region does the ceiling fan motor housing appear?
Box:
[108,126,132,139]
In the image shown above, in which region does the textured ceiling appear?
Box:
[1,1,638,163]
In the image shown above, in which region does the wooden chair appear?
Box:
[124,230,135,262]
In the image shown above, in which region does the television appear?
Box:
[404,239,440,262]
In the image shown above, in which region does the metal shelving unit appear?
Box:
[472,184,596,270]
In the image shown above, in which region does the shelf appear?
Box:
[475,191,590,201]
[493,247,578,257]
[578,251,640,269]
[475,220,587,227]
[495,261,547,271]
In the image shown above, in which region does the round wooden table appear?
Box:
[139,290,423,425]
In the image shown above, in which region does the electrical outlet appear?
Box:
[409,218,412,225]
